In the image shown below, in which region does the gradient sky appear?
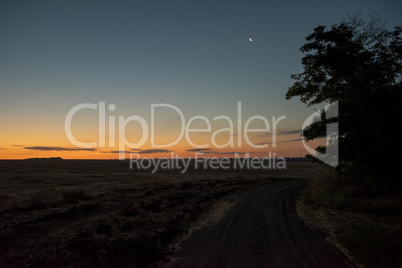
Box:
[1,0,401,159]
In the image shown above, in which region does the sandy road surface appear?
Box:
[169,180,355,268]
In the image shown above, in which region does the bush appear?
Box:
[63,188,89,204]
[0,193,19,212]
[29,193,46,209]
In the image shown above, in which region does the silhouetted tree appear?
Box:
[286,14,401,191]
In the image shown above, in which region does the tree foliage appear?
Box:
[286,15,402,190]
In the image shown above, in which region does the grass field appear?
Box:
[0,160,322,267]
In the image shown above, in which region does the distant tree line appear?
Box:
[25,157,64,160]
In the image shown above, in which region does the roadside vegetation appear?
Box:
[299,170,402,267]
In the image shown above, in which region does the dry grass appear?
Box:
[299,168,402,268]
[0,160,320,267]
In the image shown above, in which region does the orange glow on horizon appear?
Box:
[0,136,324,160]
[0,108,325,159]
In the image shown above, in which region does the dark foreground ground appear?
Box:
[170,180,354,268]
[0,160,349,267]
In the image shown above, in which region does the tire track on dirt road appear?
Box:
[169,179,355,268]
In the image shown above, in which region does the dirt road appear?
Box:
[169,180,354,268]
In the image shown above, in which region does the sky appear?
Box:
[1,0,401,159]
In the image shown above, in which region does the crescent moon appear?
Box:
[249,37,253,42]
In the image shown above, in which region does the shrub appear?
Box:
[63,188,89,204]
[29,193,46,209]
